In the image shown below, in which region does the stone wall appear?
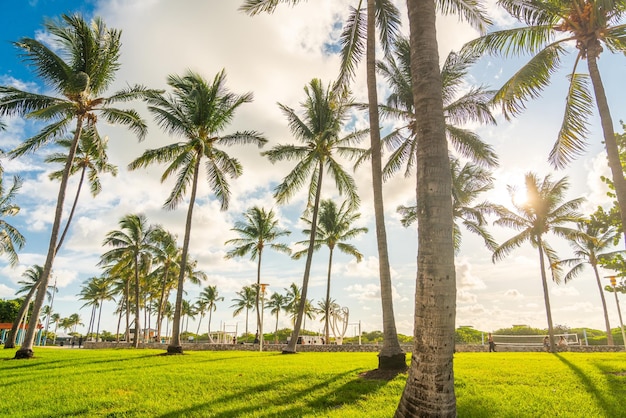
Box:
[84,341,624,353]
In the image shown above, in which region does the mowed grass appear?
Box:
[0,348,624,417]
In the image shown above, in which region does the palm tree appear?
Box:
[559,221,624,345]
[240,0,407,369]
[50,313,61,344]
[1,14,151,359]
[231,286,256,337]
[266,292,287,343]
[462,0,626,246]
[45,129,118,252]
[129,69,266,355]
[293,199,367,344]
[375,37,498,177]
[492,173,584,352]
[198,285,223,342]
[397,0,490,414]
[150,226,180,342]
[397,158,498,253]
[100,214,158,348]
[4,265,46,349]
[225,206,291,337]
[0,173,25,266]
[284,282,302,326]
[263,78,367,354]
[79,276,115,342]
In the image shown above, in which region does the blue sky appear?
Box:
[0,0,623,339]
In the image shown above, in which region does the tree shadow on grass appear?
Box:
[554,353,624,417]
[156,368,394,417]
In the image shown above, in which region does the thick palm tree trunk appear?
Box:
[396,1,457,415]
[587,55,626,246]
[254,252,263,336]
[366,0,405,370]
[324,247,334,344]
[168,157,201,354]
[15,118,84,359]
[132,255,141,348]
[284,164,324,354]
[592,264,613,345]
[537,242,556,352]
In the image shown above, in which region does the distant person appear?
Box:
[232,336,236,345]
[488,333,496,352]
[558,336,568,347]
[71,338,75,349]
[254,331,259,344]
[78,336,83,348]
[543,336,550,351]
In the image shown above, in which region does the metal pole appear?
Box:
[259,284,268,352]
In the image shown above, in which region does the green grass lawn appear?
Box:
[0,348,625,417]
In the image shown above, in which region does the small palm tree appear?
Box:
[4,265,46,348]
[50,313,61,344]
[231,286,256,337]
[263,78,367,354]
[100,214,158,347]
[559,221,624,345]
[293,199,367,344]
[225,206,291,336]
[284,282,302,326]
[129,69,266,355]
[1,14,152,359]
[492,172,584,351]
[198,285,223,341]
[266,292,287,343]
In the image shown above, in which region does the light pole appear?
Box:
[259,283,268,352]
[606,276,626,350]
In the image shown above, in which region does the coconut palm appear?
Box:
[225,206,291,336]
[79,276,115,342]
[198,285,223,341]
[50,313,61,344]
[462,0,626,246]
[0,173,25,266]
[397,0,490,414]
[241,0,407,369]
[231,286,256,338]
[150,227,180,342]
[68,313,83,334]
[100,214,159,347]
[266,292,287,343]
[559,221,624,345]
[45,128,118,252]
[284,282,302,326]
[397,158,498,253]
[4,265,46,349]
[293,199,367,344]
[492,173,584,352]
[129,69,265,354]
[1,14,151,359]
[263,78,367,354]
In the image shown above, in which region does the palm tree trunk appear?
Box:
[366,0,405,370]
[56,166,86,253]
[124,280,130,342]
[168,156,201,354]
[587,55,626,246]
[208,309,213,342]
[324,248,334,344]
[254,252,263,338]
[274,311,280,344]
[4,285,37,349]
[284,163,324,354]
[537,241,556,352]
[156,264,170,344]
[592,264,613,345]
[132,254,141,348]
[396,1,456,415]
[15,117,84,359]
[96,301,103,342]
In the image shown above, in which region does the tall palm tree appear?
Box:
[284,282,302,326]
[559,221,623,345]
[240,0,407,370]
[129,69,266,354]
[225,206,291,337]
[231,285,256,337]
[398,0,490,414]
[0,14,151,359]
[462,0,626,246]
[266,292,287,343]
[79,276,115,342]
[100,214,158,348]
[293,199,367,344]
[0,173,25,266]
[492,173,583,352]
[263,78,367,354]
[397,158,498,253]
[198,285,223,341]
[45,129,118,252]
